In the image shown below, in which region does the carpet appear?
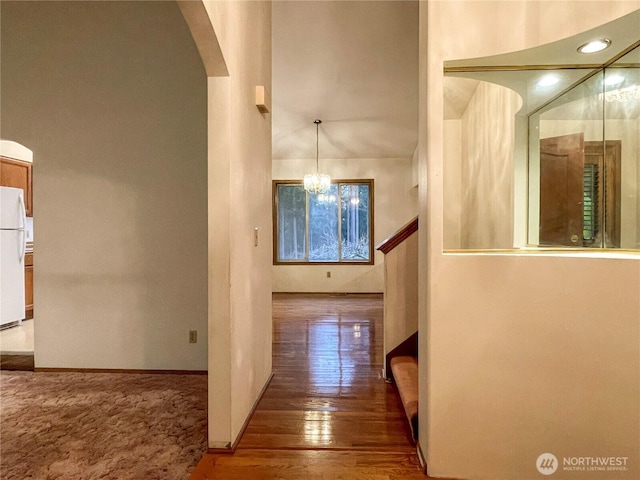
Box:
[0,371,207,480]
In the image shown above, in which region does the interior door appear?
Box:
[539,133,584,246]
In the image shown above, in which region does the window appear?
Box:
[273,180,374,264]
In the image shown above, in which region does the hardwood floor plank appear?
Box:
[190,294,433,479]
[193,449,428,480]
[0,354,34,371]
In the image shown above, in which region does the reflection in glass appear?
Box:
[604,46,640,249]
[443,38,640,251]
[529,71,606,247]
[528,45,640,249]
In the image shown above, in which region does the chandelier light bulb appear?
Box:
[304,173,331,194]
[304,119,331,195]
[601,84,640,103]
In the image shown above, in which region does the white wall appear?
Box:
[383,231,418,375]
[198,0,273,449]
[421,2,640,479]
[443,81,523,250]
[443,120,462,249]
[0,1,208,370]
[273,157,417,292]
[460,82,521,249]
[427,254,639,479]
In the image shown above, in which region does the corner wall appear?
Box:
[421,2,640,479]
[0,1,208,370]
[199,0,273,448]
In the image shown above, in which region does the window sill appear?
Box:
[274,261,375,266]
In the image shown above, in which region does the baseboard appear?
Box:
[207,372,275,454]
[34,367,207,375]
[206,445,233,454]
[416,443,464,480]
[272,292,383,296]
[416,441,427,474]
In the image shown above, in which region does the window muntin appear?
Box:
[274,180,374,264]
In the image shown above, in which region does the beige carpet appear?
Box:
[0,371,207,480]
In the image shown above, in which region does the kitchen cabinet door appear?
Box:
[1,157,33,216]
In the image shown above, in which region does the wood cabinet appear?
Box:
[1,156,33,216]
[24,252,34,320]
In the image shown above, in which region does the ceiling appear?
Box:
[271,1,419,160]
[272,4,638,159]
[444,9,640,119]
[445,9,640,69]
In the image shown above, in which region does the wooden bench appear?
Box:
[389,355,418,443]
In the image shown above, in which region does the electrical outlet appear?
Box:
[189,330,197,344]
[326,271,331,278]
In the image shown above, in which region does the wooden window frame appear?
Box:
[272,179,375,265]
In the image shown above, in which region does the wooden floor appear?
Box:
[189,294,429,479]
[0,354,34,371]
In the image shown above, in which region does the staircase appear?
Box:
[390,355,418,442]
[376,216,419,443]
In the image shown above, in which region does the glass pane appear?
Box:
[309,185,339,262]
[340,184,370,260]
[528,70,605,247]
[604,45,640,249]
[277,184,306,261]
[441,74,526,249]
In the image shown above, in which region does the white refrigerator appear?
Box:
[0,186,26,326]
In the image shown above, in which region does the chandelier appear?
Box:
[303,119,331,194]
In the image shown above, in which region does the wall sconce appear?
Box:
[256,85,271,113]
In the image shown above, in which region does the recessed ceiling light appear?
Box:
[577,38,611,54]
[537,74,560,87]
[604,74,624,86]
